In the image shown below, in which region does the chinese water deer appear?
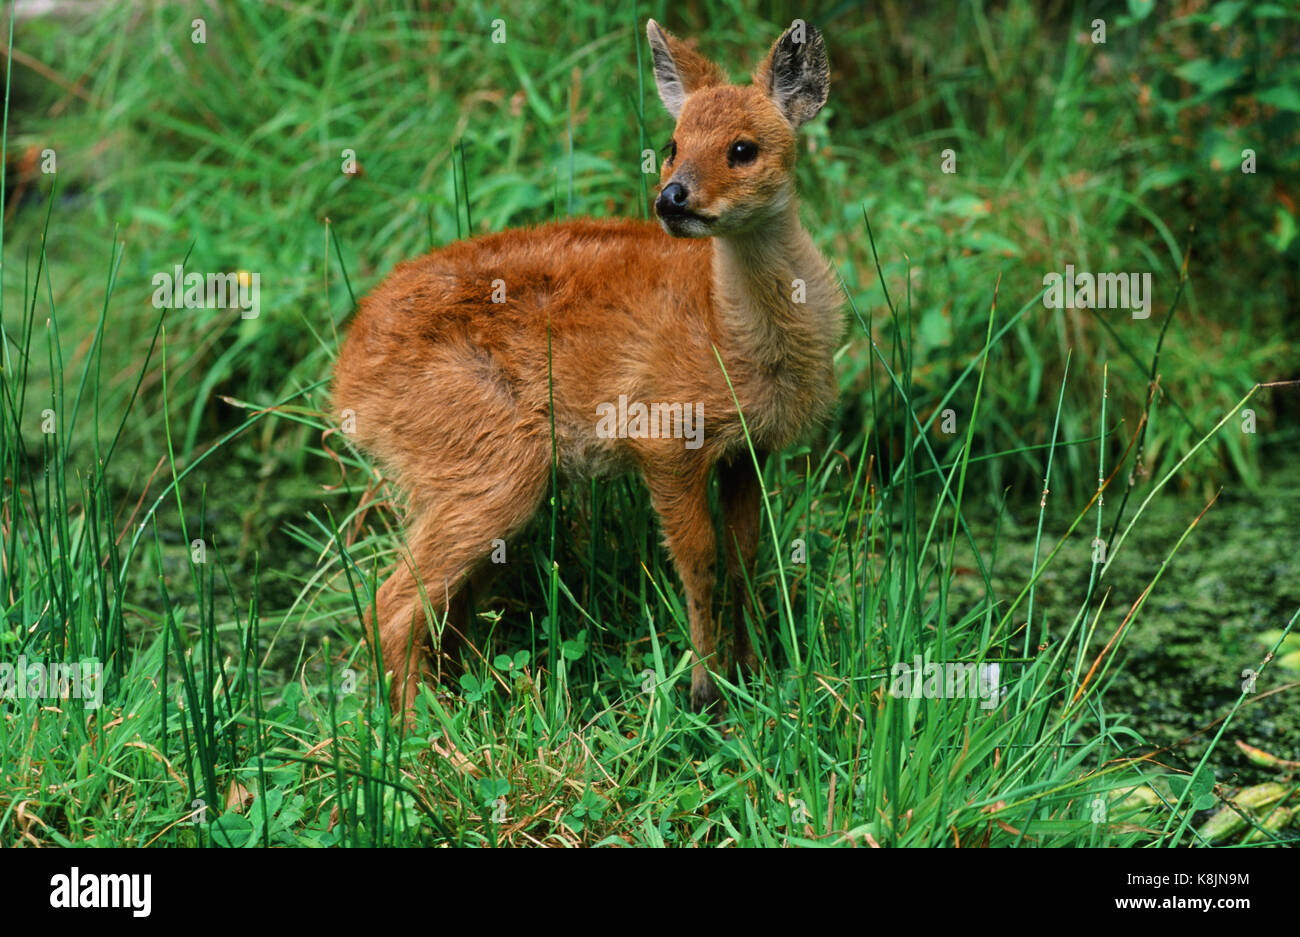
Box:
[332,19,843,716]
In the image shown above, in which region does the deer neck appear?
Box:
[711,199,840,374]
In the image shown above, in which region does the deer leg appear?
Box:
[645,463,721,712]
[368,433,551,719]
[368,512,475,716]
[718,450,766,677]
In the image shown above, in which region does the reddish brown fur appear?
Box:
[332,21,842,715]
[659,35,727,95]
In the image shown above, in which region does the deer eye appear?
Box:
[662,138,677,166]
[728,140,758,166]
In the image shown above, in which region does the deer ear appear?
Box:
[754,20,829,129]
[646,20,726,118]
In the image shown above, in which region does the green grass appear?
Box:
[1,0,1298,847]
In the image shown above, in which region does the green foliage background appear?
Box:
[0,0,1296,847]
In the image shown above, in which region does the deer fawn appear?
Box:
[332,19,842,715]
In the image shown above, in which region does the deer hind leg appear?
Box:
[645,463,721,712]
[718,450,766,677]
[363,515,457,716]
[369,431,551,718]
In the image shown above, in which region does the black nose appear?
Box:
[656,182,690,216]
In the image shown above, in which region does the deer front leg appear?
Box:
[719,450,766,676]
[644,463,722,712]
